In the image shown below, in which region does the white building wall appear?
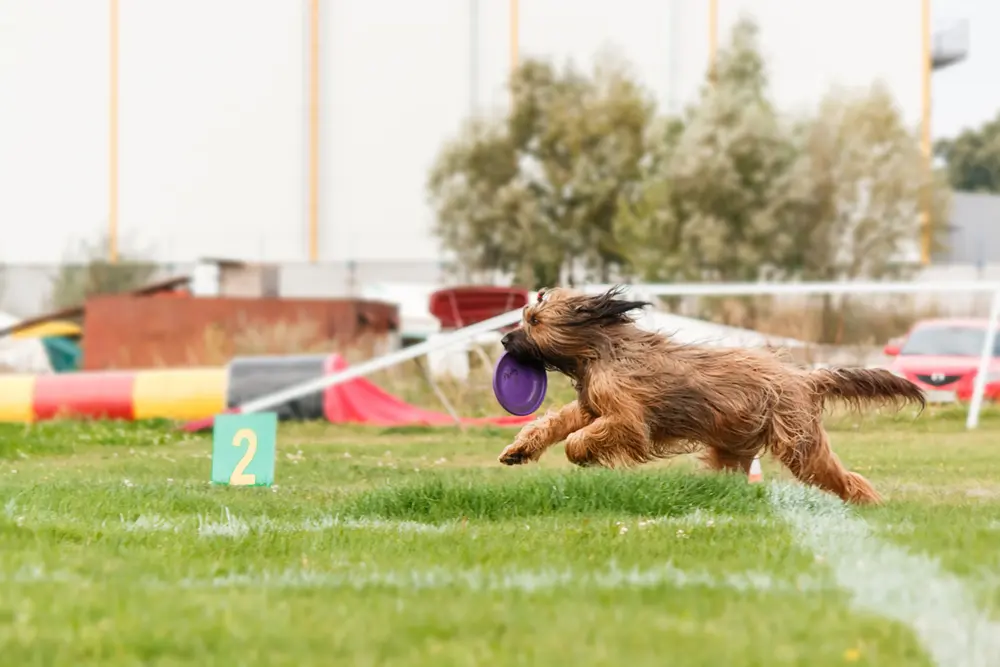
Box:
[700,1,922,126]
[0,0,928,265]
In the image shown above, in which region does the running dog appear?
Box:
[496,286,925,504]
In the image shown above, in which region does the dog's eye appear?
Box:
[529,315,539,326]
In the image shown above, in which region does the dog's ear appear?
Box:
[536,287,569,304]
[570,286,650,326]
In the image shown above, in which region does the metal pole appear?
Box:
[920,0,933,265]
[667,0,681,113]
[308,0,321,263]
[109,0,120,263]
[469,0,479,115]
[708,0,718,81]
[966,287,1000,429]
[510,0,519,73]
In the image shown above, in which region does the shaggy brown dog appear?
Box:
[497,286,926,504]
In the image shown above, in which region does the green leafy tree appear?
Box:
[49,234,159,310]
[614,115,686,283]
[427,52,655,288]
[935,111,1000,193]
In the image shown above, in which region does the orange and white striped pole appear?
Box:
[708,0,718,81]
[920,0,933,265]
[307,0,321,263]
[510,0,519,73]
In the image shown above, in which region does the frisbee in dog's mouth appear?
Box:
[492,351,547,416]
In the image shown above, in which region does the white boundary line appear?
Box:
[177,561,828,594]
[5,502,776,538]
[192,510,451,537]
[0,562,829,596]
[768,481,1000,667]
[112,509,772,538]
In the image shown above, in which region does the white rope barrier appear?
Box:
[237,280,1000,430]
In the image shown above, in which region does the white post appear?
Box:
[966,287,1000,430]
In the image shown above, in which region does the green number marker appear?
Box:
[211,412,278,487]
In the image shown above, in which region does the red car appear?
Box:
[884,317,1000,402]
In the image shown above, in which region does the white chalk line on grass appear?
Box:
[0,562,830,596]
[117,512,453,537]
[5,498,928,544]
[4,500,776,539]
[3,501,453,537]
[192,508,452,538]
[128,508,779,539]
[768,482,1000,667]
[179,561,829,594]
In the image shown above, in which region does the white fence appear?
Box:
[237,280,1000,431]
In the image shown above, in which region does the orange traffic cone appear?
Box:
[748,456,763,484]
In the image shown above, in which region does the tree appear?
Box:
[429,14,954,335]
[620,17,801,326]
[785,81,952,341]
[642,17,802,286]
[427,52,655,288]
[49,234,158,310]
[613,115,686,283]
[935,111,1000,193]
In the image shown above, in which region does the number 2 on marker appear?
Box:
[229,428,258,486]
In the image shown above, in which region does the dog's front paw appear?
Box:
[498,444,534,465]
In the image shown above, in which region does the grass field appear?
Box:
[2,405,1000,666]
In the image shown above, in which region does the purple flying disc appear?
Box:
[492,351,547,416]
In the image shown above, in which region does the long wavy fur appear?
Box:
[810,367,927,413]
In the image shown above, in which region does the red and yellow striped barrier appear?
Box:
[0,367,227,423]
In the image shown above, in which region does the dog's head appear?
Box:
[500,286,651,377]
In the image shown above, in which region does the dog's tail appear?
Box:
[809,367,926,413]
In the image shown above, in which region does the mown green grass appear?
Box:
[0,407,998,665]
[342,468,770,521]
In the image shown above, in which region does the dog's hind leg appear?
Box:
[699,446,755,475]
[498,400,593,465]
[773,426,882,505]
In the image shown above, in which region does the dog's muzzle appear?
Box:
[500,329,536,362]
